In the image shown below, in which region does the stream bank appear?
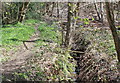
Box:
[70,30,90,82]
[70,29,120,82]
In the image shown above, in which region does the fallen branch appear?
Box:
[68,50,85,54]
[23,41,29,50]
[8,38,53,50]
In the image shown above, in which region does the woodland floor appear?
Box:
[1,24,41,81]
[0,19,120,82]
[1,21,76,81]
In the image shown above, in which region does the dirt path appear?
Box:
[1,24,40,81]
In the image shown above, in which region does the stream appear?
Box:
[71,51,85,82]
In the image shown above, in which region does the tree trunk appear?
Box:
[18,2,30,22]
[105,2,120,62]
[99,2,104,23]
[94,3,101,21]
[65,2,72,48]
[57,2,59,19]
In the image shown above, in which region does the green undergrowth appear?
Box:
[35,22,60,47]
[24,19,39,25]
[0,19,39,62]
[0,19,39,50]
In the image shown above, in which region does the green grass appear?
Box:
[0,19,39,62]
[35,22,59,47]
[0,19,38,49]
[38,23,58,42]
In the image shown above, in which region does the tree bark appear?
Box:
[105,2,120,62]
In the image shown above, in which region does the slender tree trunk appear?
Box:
[57,2,59,19]
[16,2,19,21]
[100,2,104,23]
[105,2,120,62]
[65,2,72,48]
[76,2,80,16]
[94,3,101,21]
[18,2,30,22]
